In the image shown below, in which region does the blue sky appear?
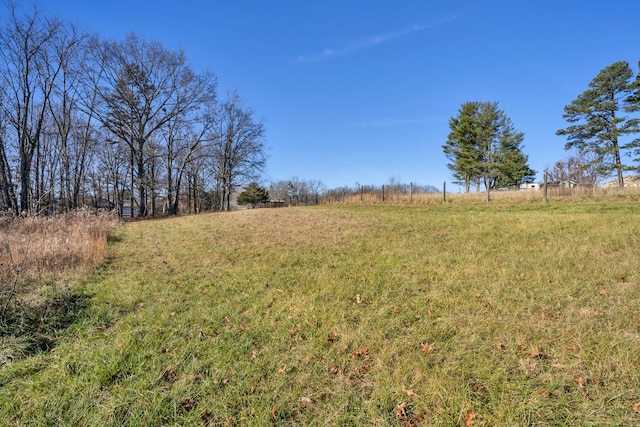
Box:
[34,1,640,190]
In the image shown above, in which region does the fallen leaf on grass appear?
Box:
[599,288,610,295]
[396,402,407,420]
[277,365,287,374]
[271,405,277,418]
[327,332,339,344]
[395,402,423,427]
[355,294,361,304]
[299,396,312,404]
[289,323,301,337]
[328,363,345,375]
[530,347,549,359]
[402,386,420,398]
[420,342,435,354]
[180,397,195,412]
[494,342,505,350]
[574,374,586,389]
[352,348,370,360]
[464,409,475,426]
[356,364,370,374]
[160,366,177,383]
[538,390,551,398]
[249,350,257,360]
[633,402,640,413]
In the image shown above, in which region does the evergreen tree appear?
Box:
[557,61,639,186]
[443,101,535,196]
[493,115,536,188]
[627,60,640,165]
[443,102,484,192]
[237,182,269,208]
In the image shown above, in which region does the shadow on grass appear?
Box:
[107,233,123,243]
[0,291,91,365]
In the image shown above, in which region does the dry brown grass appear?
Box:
[334,186,640,205]
[0,210,118,279]
[0,210,119,317]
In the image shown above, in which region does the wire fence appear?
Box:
[285,183,640,207]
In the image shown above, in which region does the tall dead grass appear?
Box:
[0,210,119,279]
[0,210,119,326]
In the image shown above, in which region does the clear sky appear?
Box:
[22,1,640,190]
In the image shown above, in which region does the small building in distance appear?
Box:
[520,182,541,191]
[602,175,640,189]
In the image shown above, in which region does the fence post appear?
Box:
[409,182,413,203]
[543,170,548,203]
[382,185,385,203]
[443,181,447,203]
[360,186,363,203]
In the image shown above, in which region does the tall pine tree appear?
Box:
[443,102,483,192]
[557,61,639,186]
[627,60,640,165]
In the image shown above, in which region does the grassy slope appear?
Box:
[1,203,640,426]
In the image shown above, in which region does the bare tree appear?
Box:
[0,8,272,217]
[46,22,87,210]
[211,91,266,211]
[94,136,128,216]
[548,151,601,187]
[307,179,324,205]
[287,176,302,206]
[269,180,289,203]
[0,91,17,212]
[163,83,216,215]
[0,3,69,213]
[87,33,213,217]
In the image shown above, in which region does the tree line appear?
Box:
[0,3,266,217]
[444,60,640,194]
[4,1,637,216]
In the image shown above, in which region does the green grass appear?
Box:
[1,202,640,425]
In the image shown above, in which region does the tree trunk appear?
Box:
[614,140,624,187]
[0,142,18,214]
[136,153,146,217]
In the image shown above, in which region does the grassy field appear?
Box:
[1,200,640,425]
